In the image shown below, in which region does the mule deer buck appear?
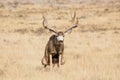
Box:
[41,12,78,70]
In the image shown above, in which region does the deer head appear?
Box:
[42,12,78,42]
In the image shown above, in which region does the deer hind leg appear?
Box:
[41,57,48,67]
[49,54,53,70]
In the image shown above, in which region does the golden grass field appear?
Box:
[0,2,120,80]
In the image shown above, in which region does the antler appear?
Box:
[71,11,76,22]
[64,11,78,34]
[43,15,57,34]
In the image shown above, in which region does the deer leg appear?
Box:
[41,57,47,66]
[58,54,62,68]
[49,54,52,70]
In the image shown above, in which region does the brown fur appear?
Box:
[41,32,65,68]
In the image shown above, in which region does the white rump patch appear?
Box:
[57,36,64,41]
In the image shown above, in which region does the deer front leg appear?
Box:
[49,54,53,70]
[58,54,62,68]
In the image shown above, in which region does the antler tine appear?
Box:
[70,11,78,27]
[71,11,76,22]
[43,14,47,28]
[42,14,57,33]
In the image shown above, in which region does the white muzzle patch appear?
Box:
[57,36,64,41]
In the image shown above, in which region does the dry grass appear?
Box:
[0,2,120,80]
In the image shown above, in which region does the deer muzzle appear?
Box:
[57,36,64,42]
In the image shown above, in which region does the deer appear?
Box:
[41,12,78,70]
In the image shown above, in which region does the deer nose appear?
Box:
[57,36,64,41]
